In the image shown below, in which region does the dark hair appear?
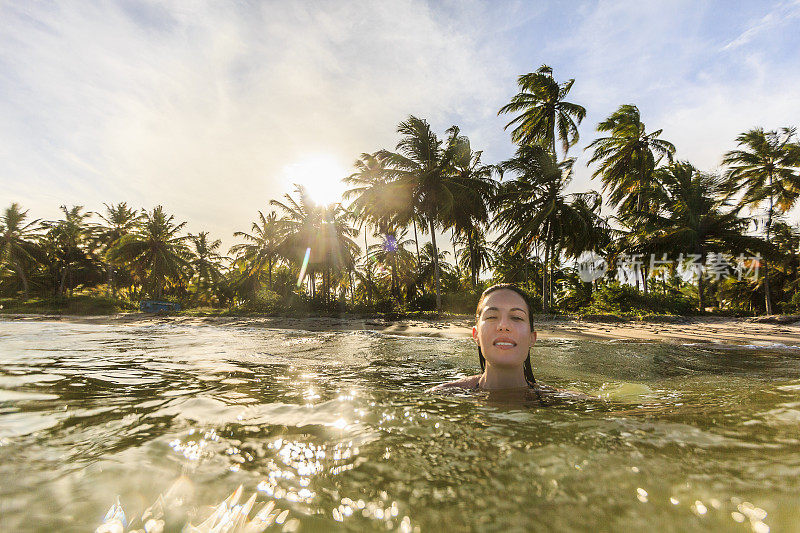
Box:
[475,283,538,388]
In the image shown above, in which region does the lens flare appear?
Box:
[297,247,311,287]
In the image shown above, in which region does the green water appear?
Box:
[1,319,799,532]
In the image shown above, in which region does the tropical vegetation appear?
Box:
[3,66,800,317]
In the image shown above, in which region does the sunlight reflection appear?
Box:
[168,428,219,461]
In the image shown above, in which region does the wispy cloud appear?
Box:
[0,0,799,240]
[0,1,516,244]
[722,0,800,50]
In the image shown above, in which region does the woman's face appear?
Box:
[473,289,536,369]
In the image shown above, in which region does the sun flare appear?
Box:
[281,154,348,206]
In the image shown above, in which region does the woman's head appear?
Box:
[473,284,537,386]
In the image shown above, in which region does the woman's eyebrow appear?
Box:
[483,306,528,314]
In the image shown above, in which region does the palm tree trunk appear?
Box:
[391,254,398,301]
[364,229,372,304]
[451,229,459,277]
[542,236,550,313]
[350,269,355,305]
[106,261,114,297]
[429,219,442,314]
[698,273,705,312]
[13,259,30,299]
[58,264,67,297]
[412,217,421,267]
[642,264,649,295]
[549,241,556,311]
[467,230,476,290]
[764,187,774,314]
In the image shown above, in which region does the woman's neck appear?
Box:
[478,364,529,390]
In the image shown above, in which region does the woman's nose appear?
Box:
[497,315,511,330]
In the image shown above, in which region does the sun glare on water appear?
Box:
[282,154,348,206]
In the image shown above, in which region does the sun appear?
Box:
[281,154,348,206]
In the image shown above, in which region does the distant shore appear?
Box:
[4,312,800,346]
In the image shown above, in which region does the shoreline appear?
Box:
[5,312,800,346]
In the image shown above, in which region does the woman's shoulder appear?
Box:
[428,374,481,392]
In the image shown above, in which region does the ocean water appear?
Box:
[1,318,799,532]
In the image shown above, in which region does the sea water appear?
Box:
[1,318,799,532]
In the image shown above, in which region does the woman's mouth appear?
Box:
[493,339,516,349]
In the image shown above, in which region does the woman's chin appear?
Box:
[484,352,527,368]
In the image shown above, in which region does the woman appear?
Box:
[432,284,587,399]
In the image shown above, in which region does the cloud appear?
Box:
[541,0,800,205]
[1,0,799,242]
[722,0,800,51]
[0,1,516,246]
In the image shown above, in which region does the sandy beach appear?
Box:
[5,313,800,347]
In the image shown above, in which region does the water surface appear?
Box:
[1,318,799,532]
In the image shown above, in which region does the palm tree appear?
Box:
[353,257,382,304]
[0,203,41,297]
[109,206,192,299]
[343,152,407,302]
[270,186,323,298]
[633,162,769,310]
[343,152,409,238]
[722,127,800,314]
[41,205,96,297]
[491,246,541,290]
[456,227,495,289]
[367,228,416,301]
[319,203,360,303]
[96,202,140,297]
[444,131,498,290]
[494,145,604,311]
[379,116,463,314]
[230,210,283,294]
[189,232,225,304]
[587,104,676,216]
[498,65,586,158]
[416,242,454,295]
[271,186,358,302]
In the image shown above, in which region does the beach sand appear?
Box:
[5,313,800,347]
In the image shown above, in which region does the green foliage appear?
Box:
[498,64,586,157]
[587,104,676,215]
[780,291,800,315]
[373,298,394,314]
[407,293,436,311]
[580,282,697,317]
[2,78,799,319]
[240,288,282,314]
[442,291,481,315]
[0,294,136,315]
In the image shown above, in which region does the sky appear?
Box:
[1,0,799,251]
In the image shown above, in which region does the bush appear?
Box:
[241,288,282,314]
[0,294,136,315]
[442,291,481,314]
[408,293,437,311]
[780,291,800,314]
[580,281,697,316]
[374,298,394,314]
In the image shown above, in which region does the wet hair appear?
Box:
[475,283,538,388]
